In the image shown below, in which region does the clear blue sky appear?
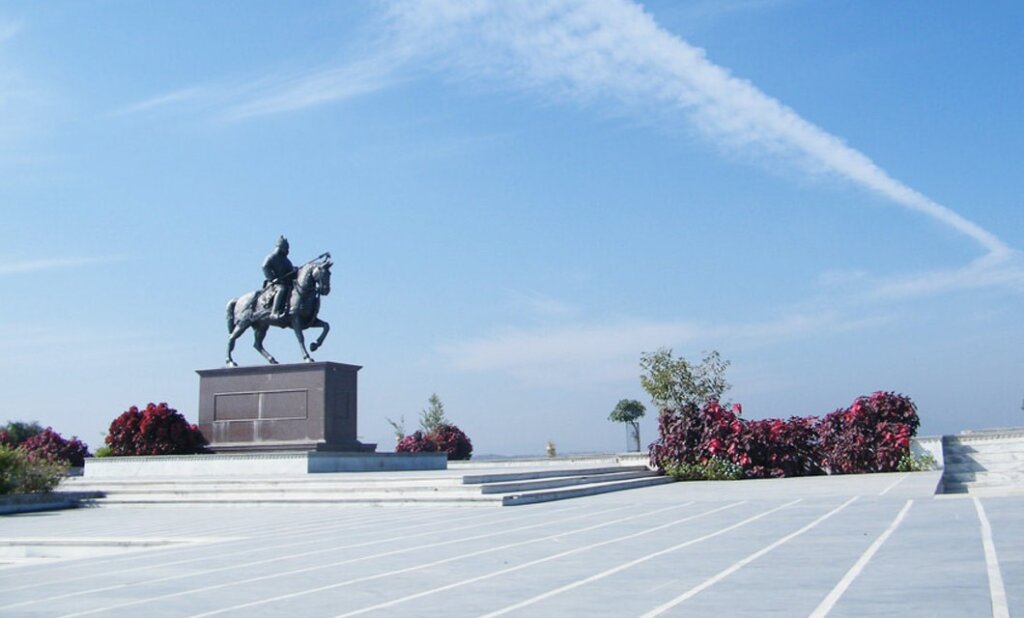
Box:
[3,1,1022,455]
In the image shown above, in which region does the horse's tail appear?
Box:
[226,299,237,333]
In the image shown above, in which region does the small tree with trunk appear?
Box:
[609,399,646,452]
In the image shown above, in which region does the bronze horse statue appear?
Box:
[226,255,332,367]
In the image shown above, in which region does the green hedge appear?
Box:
[0,445,67,495]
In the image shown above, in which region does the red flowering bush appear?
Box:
[741,415,822,478]
[650,391,918,479]
[432,423,473,461]
[19,427,90,467]
[650,401,823,479]
[105,403,207,456]
[395,431,437,454]
[818,391,919,474]
[394,424,473,460]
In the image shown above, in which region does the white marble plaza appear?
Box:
[0,470,1019,617]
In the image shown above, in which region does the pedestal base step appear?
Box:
[82,451,446,478]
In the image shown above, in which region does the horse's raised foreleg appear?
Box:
[253,325,278,364]
[308,318,329,353]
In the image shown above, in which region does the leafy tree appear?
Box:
[0,420,44,446]
[419,393,448,434]
[609,399,646,452]
[639,349,730,413]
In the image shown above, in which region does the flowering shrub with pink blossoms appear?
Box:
[395,424,473,461]
[650,391,919,479]
[395,430,437,454]
[431,423,473,461]
[818,391,919,474]
[19,427,91,467]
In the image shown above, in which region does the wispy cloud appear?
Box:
[0,256,123,276]
[221,57,402,121]
[382,0,1011,262]
[112,56,401,123]
[506,289,579,319]
[440,310,887,384]
[107,0,1019,302]
[442,319,698,374]
[107,87,206,117]
[867,258,1024,301]
[814,255,1024,302]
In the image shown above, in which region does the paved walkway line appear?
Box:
[878,474,909,496]
[334,501,756,618]
[183,502,699,618]
[476,500,803,618]
[0,508,350,583]
[52,503,637,618]
[807,499,913,618]
[639,496,859,617]
[3,504,571,610]
[0,505,485,594]
[973,497,1010,618]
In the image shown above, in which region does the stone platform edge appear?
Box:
[0,491,104,515]
[83,451,447,478]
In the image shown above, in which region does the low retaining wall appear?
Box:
[911,436,944,468]
[83,451,446,478]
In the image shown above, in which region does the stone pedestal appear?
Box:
[197,362,375,453]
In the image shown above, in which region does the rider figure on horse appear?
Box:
[262,236,296,321]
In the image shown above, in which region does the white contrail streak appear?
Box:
[385,0,1011,260]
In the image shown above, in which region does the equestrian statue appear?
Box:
[226,236,333,367]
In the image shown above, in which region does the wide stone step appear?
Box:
[63,476,486,505]
[936,429,1024,494]
[502,476,675,506]
[943,437,1024,453]
[941,479,1024,494]
[91,492,504,506]
[943,451,1024,466]
[941,470,1024,484]
[480,469,658,494]
[62,477,467,493]
[462,465,648,485]
[944,447,1024,460]
[943,461,1024,475]
[78,485,486,498]
[58,463,671,507]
